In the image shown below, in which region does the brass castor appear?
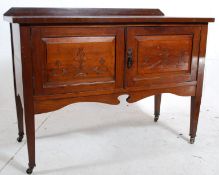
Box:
[17,132,24,142]
[190,137,195,144]
[26,167,34,174]
[154,115,159,122]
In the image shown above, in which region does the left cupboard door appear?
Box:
[31,27,124,95]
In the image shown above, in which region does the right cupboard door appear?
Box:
[125,26,201,88]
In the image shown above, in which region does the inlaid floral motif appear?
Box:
[49,47,110,78]
[74,48,87,77]
[142,45,187,69]
[93,57,109,74]
[50,60,67,76]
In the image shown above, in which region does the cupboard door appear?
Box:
[31,27,124,95]
[126,26,201,88]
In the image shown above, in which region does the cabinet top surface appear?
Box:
[4,7,215,24]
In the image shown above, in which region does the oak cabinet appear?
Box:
[4,8,214,174]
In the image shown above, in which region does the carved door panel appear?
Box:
[31,27,124,95]
[125,26,201,88]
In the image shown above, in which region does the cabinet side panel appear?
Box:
[11,23,24,107]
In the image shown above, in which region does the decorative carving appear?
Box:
[141,45,188,70]
[93,57,109,74]
[74,48,88,77]
[50,60,67,76]
[49,47,110,79]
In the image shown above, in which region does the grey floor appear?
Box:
[0,59,219,175]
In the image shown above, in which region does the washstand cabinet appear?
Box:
[4,8,214,174]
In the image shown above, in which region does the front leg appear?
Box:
[24,107,36,174]
[19,25,36,174]
[189,25,207,144]
[190,95,202,144]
